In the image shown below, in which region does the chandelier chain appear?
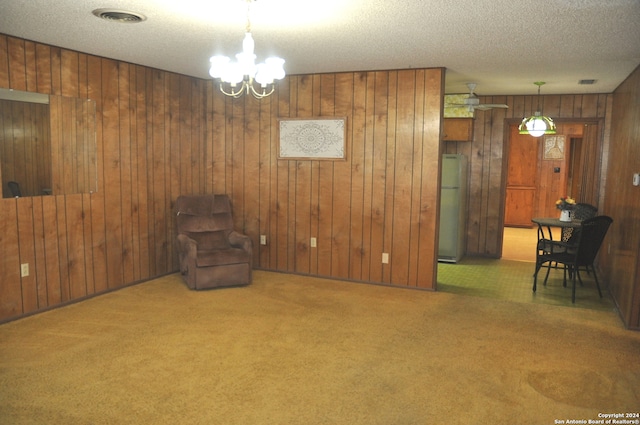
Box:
[245,0,252,33]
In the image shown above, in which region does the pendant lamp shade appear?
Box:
[518,82,556,137]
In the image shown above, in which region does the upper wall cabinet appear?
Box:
[443,118,474,142]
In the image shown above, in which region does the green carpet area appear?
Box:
[438,257,617,312]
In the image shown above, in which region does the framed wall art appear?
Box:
[543,135,565,160]
[278,117,347,160]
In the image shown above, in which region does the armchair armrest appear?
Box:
[177,233,198,251]
[228,231,252,253]
[176,233,198,276]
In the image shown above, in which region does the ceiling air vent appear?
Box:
[92,9,147,23]
[578,79,597,85]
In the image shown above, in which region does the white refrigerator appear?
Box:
[438,154,468,263]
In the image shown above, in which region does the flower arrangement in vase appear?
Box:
[556,196,576,221]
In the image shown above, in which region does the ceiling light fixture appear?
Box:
[518,81,556,138]
[209,0,285,99]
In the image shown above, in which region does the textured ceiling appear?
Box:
[1,0,639,96]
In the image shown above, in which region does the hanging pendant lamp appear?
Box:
[518,82,556,137]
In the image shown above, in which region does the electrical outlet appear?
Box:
[382,253,389,264]
[260,235,267,245]
[21,263,29,277]
[310,237,317,248]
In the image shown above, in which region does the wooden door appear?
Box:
[504,125,537,227]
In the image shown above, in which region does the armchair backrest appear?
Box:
[575,215,612,266]
[175,195,234,247]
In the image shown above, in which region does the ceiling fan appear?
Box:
[446,83,509,112]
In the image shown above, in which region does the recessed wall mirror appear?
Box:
[0,88,97,198]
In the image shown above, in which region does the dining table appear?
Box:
[531,217,582,242]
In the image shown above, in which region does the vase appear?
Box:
[559,209,572,222]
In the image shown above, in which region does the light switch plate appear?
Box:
[310,237,317,248]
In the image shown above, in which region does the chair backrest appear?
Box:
[562,203,598,242]
[573,203,598,220]
[8,181,21,197]
[175,194,234,234]
[575,215,612,266]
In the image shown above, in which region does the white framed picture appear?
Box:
[543,135,565,160]
[278,117,347,160]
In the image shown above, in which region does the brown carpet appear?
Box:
[1,271,639,424]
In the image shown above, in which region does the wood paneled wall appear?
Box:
[0,33,444,322]
[49,95,97,195]
[443,93,610,257]
[209,70,445,288]
[0,34,207,321]
[601,64,640,330]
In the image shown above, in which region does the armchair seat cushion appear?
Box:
[186,230,230,250]
[196,248,251,267]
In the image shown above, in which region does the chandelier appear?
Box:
[208,0,285,99]
[518,81,556,137]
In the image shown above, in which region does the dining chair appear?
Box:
[561,202,598,242]
[533,215,613,303]
[531,216,580,279]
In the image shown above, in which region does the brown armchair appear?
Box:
[175,194,252,290]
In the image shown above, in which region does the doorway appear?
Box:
[501,120,603,260]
